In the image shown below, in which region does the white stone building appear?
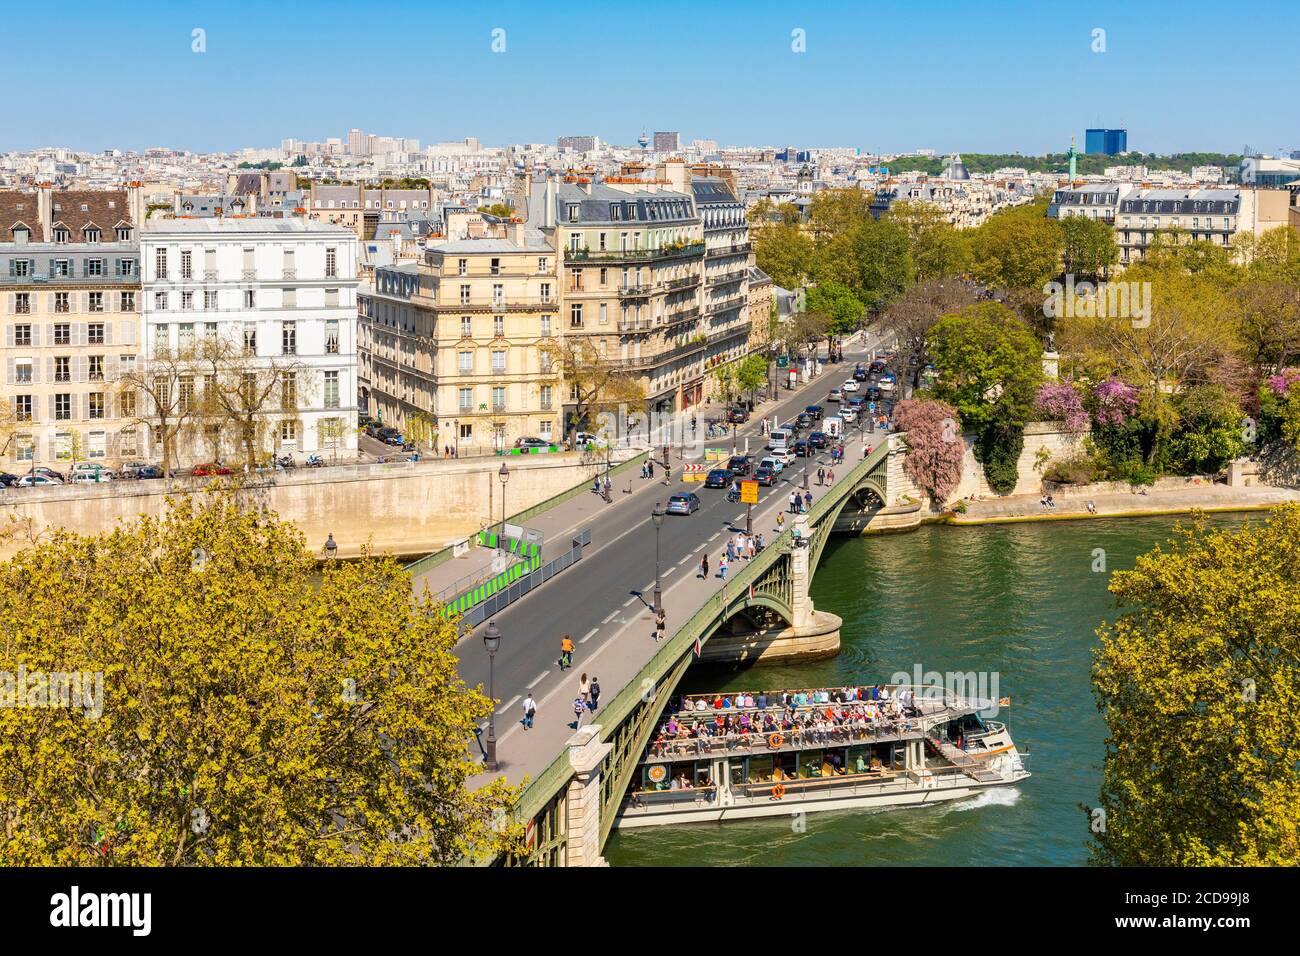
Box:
[139,218,358,463]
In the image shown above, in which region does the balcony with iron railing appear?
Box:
[705,295,747,315]
[705,241,752,258]
[707,268,748,286]
[617,316,656,332]
[565,241,705,264]
[617,284,653,299]
[665,274,701,291]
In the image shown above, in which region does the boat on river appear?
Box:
[615,684,1030,828]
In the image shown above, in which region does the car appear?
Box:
[869,360,888,375]
[365,423,386,439]
[72,470,114,484]
[805,404,824,420]
[808,431,830,449]
[794,412,813,429]
[574,431,606,447]
[377,427,405,446]
[792,439,813,457]
[17,473,62,487]
[0,472,19,488]
[727,455,752,476]
[827,388,844,403]
[665,492,701,515]
[70,461,112,477]
[754,465,777,486]
[853,368,869,382]
[704,468,734,489]
[32,466,65,483]
[515,437,552,449]
[758,455,786,474]
[842,380,860,393]
[839,406,858,423]
[135,465,165,480]
[878,375,896,392]
[191,463,232,477]
[726,407,749,424]
[864,386,884,402]
[848,394,867,408]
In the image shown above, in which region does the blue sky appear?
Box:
[3,0,1296,155]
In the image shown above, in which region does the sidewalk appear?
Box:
[950,483,1300,524]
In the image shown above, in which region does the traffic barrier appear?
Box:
[682,463,706,482]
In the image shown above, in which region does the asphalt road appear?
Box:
[455,332,895,715]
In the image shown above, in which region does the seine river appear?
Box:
[604,513,1249,867]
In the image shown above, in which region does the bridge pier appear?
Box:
[562,727,612,867]
[696,609,841,665]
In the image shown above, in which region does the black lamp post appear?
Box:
[497,462,510,544]
[324,533,338,560]
[651,502,665,614]
[731,422,738,455]
[483,621,501,771]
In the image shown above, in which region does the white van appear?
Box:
[768,428,792,452]
[823,416,844,439]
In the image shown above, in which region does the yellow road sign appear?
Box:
[740,480,759,504]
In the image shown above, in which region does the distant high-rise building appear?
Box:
[1084,128,1127,155]
[557,135,598,152]
[653,131,680,152]
[347,128,367,157]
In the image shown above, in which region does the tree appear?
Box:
[1060,215,1119,280]
[404,412,437,458]
[888,200,971,281]
[735,354,768,405]
[968,199,1062,291]
[538,337,644,442]
[0,490,519,865]
[116,345,201,474]
[476,203,513,218]
[804,282,864,342]
[878,279,980,398]
[752,220,815,289]
[1168,384,1246,474]
[893,399,964,505]
[846,216,913,307]
[1034,380,1088,431]
[1233,280,1300,376]
[710,363,736,405]
[1091,506,1300,866]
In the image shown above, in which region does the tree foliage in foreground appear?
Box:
[1091,506,1300,866]
[0,491,518,865]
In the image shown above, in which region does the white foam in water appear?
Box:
[951,788,1021,812]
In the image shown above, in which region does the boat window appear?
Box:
[797,749,825,778]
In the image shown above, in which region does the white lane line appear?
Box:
[601,609,619,624]
[622,596,637,607]
[499,694,520,714]
[707,531,721,542]
[526,671,549,690]
[579,627,598,644]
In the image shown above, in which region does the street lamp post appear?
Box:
[497,463,510,545]
[651,502,665,614]
[324,533,338,561]
[731,422,738,455]
[483,621,501,771]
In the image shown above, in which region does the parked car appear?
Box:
[808,431,830,449]
[759,455,786,474]
[665,492,701,515]
[727,455,752,476]
[792,438,813,457]
[574,431,606,447]
[704,468,734,489]
[17,473,62,487]
[0,472,19,488]
[191,463,232,477]
[134,465,165,480]
[726,406,749,424]
[72,470,114,484]
[364,423,386,439]
[515,437,552,449]
[795,412,813,429]
[70,462,112,478]
[827,388,844,403]
[32,466,65,483]
[754,465,777,486]
[377,427,405,446]
[842,379,860,393]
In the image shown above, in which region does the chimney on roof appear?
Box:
[37,182,53,238]
[543,176,557,229]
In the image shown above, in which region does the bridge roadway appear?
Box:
[458,333,890,790]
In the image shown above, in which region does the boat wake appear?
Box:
[951,787,1021,813]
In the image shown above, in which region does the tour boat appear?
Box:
[615,684,1030,828]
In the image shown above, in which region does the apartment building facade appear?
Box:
[527,174,709,422]
[357,226,560,450]
[139,218,358,464]
[1,187,143,469]
[1115,188,1264,265]
[692,174,753,401]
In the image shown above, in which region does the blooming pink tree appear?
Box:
[1092,378,1140,426]
[1035,380,1088,431]
[894,398,965,504]
[1266,368,1300,396]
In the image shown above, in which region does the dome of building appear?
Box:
[945,153,971,180]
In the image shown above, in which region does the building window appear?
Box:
[120,390,136,419]
[540,420,553,440]
[14,395,32,421]
[460,316,472,338]
[492,386,506,411]
[88,356,104,381]
[325,247,337,278]
[88,393,105,419]
[120,291,135,312]
[570,303,583,328]
[491,349,506,373]
[117,226,132,242]
[280,372,297,410]
[537,257,548,273]
[154,291,168,311]
[540,315,551,338]
[54,322,72,346]
[54,227,71,244]
[281,322,296,355]
[178,323,195,351]
[16,434,33,461]
[280,420,298,443]
[243,324,257,355]
[85,228,101,244]
[86,258,104,277]
[324,370,339,409]
[490,258,501,276]
[155,248,168,279]
[325,320,339,354]
[87,292,104,313]
[460,284,471,305]
[181,291,194,311]
[55,394,72,420]
[54,293,70,314]
[540,385,552,410]
[493,315,505,337]
[181,249,192,279]
[244,290,256,308]
[458,351,473,373]
[458,258,468,276]
[88,322,105,345]
[14,323,32,346]
[458,387,473,412]
[204,290,218,310]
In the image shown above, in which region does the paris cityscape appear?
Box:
[0,0,1292,939]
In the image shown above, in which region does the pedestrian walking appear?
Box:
[789,491,799,514]
[655,609,666,643]
[590,677,601,711]
[719,553,729,580]
[726,538,736,562]
[648,459,655,479]
[827,467,834,484]
[862,442,868,460]
[804,490,813,512]
[699,553,709,579]
[559,634,575,670]
[521,693,537,730]
[579,673,591,709]
[572,697,585,729]
[817,466,825,486]
[776,512,785,531]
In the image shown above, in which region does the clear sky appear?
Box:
[3,0,1296,156]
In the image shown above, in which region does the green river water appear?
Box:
[604,513,1250,867]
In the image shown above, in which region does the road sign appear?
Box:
[682,463,706,482]
[740,480,759,504]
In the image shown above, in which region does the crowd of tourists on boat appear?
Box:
[650,686,925,759]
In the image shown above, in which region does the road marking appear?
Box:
[622,596,637,607]
[707,531,721,542]
[526,671,549,690]
[579,627,598,644]
[499,694,520,714]
[601,609,619,624]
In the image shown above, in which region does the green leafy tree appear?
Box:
[968,199,1063,291]
[1169,384,1246,474]
[889,200,971,281]
[753,220,815,289]
[0,490,518,865]
[1091,506,1300,866]
[1060,215,1119,280]
[736,354,769,405]
[804,282,864,341]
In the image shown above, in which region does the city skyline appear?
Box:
[4,0,1297,156]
